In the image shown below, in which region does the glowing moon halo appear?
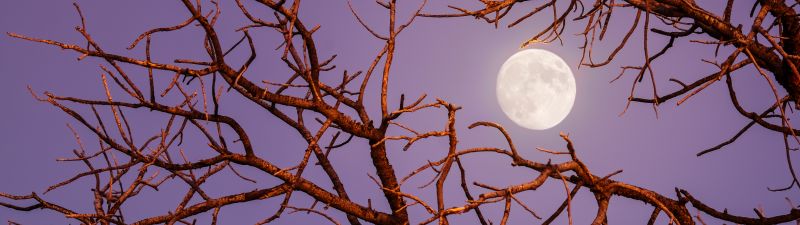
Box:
[496,49,576,130]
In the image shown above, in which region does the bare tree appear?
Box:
[2,0,800,225]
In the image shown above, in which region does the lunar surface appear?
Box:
[496,49,576,130]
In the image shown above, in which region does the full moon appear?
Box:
[496,49,576,130]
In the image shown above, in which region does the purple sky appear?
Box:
[1,1,798,224]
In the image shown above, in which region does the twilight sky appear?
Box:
[1,1,798,224]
